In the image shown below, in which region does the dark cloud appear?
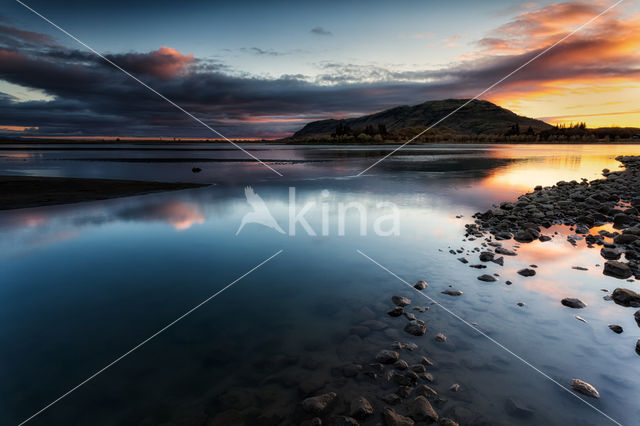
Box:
[310,26,332,36]
[1,2,639,138]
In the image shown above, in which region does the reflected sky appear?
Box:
[1,144,640,425]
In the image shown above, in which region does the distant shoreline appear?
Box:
[0,176,208,211]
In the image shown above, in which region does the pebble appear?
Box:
[561,298,587,309]
[392,296,411,307]
[477,274,497,282]
[517,268,536,277]
[410,396,438,423]
[404,320,426,336]
[449,383,460,392]
[441,289,463,296]
[435,333,447,342]
[302,392,338,414]
[414,280,427,290]
[571,379,599,398]
[608,324,623,333]
[382,408,415,426]
[349,396,373,419]
[376,350,400,364]
[575,315,587,323]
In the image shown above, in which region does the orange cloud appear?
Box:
[109,46,195,80]
[468,1,640,127]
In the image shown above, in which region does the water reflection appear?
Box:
[1,144,640,425]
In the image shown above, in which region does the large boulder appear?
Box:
[603,261,632,279]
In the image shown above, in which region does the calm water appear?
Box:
[1,143,640,425]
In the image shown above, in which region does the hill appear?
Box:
[289,99,553,141]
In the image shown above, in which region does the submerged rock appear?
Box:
[392,296,412,307]
[561,298,587,309]
[505,397,535,418]
[334,417,358,426]
[382,408,415,426]
[350,396,373,419]
[441,289,463,296]
[302,392,338,414]
[571,379,600,398]
[410,396,438,423]
[388,306,404,317]
[435,333,446,342]
[376,350,400,364]
[438,418,459,426]
[404,320,426,336]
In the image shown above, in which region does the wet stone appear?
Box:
[561,298,587,309]
[404,320,426,336]
[376,350,400,364]
[571,379,599,398]
[392,296,412,307]
[477,274,497,282]
[608,324,623,334]
[350,396,373,419]
[517,268,536,277]
[302,392,338,414]
[414,280,428,290]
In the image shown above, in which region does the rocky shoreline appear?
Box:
[464,155,640,356]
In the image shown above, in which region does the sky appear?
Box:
[0,0,639,138]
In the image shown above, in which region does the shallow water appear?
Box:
[1,143,640,425]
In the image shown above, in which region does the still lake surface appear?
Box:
[1,143,639,425]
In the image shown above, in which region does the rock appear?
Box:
[334,417,358,426]
[600,247,621,260]
[449,383,460,392]
[457,257,468,264]
[492,256,504,266]
[635,310,640,327]
[342,363,362,377]
[604,260,632,279]
[394,360,409,370]
[479,251,494,262]
[302,392,338,414]
[505,397,535,418]
[388,306,404,317]
[477,274,497,282]
[435,333,446,342]
[397,385,414,398]
[441,289,463,296]
[350,396,373,419]
[404,320,426,336]
[575,315,587,323]
[517,302,525,307]
[414,280,428,290]
[421,372,434,382]
[404,312,416,321]
[517,268,536,277]
[636,339,640,356]
[495,247,516,256]
[611,288,640,306]
[608,324,623,333]
[382,408,415,426]
[376,350,400,364]
[191,167,202,173]
[411,396,438,423]
[561,298,587,309]
[572,266,588,271]
[411,364,426,373]
[438,418,459,426]
[301,418,322,426]
[392,296,411,307]
[382,393,401,405]
[394,371,419,386]
[415,384,438,398]
[420,356,434,366]
[571,379,599,398]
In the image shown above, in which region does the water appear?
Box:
[1,143,639,425]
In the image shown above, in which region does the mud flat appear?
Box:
[0,175,207,210]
